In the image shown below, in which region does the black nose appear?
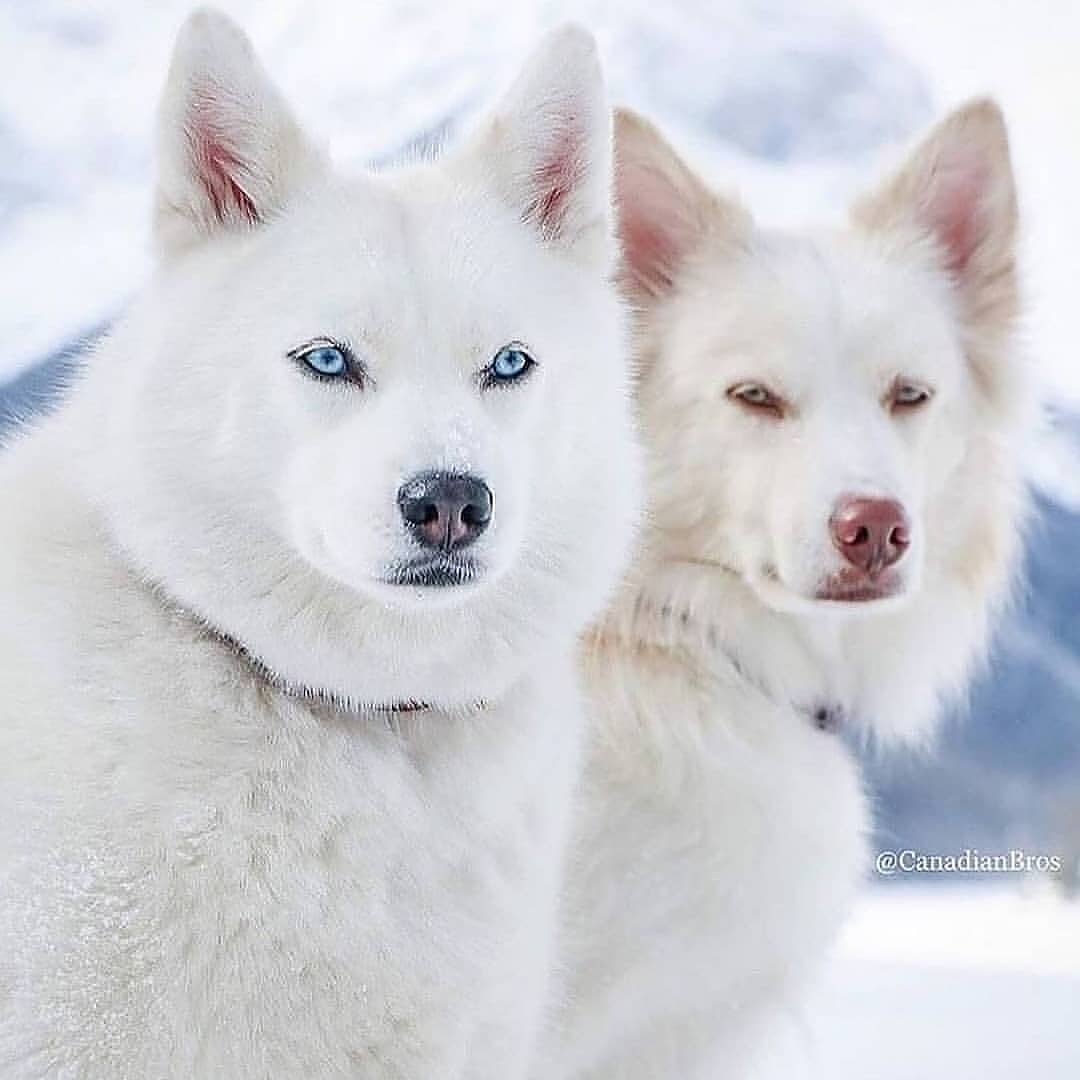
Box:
[397,471,493,551]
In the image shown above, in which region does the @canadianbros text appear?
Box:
[875,848,1063,876]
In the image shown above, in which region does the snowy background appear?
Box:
[1,1,1078,1075]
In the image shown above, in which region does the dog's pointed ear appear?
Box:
[461,25,612,267]
[153,8,327,258]
[614,108,746,301]
[853,99,1018,330]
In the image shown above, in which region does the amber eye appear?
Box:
[887,379,934,414]
[726,381,786,419]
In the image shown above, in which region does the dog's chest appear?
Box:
[2,660,579,1079]
[545,672,868,1078]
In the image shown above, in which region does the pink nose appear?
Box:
[829,496,910,577]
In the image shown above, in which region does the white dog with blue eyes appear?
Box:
[537,103,1030,1078]
[0,10,638,1078]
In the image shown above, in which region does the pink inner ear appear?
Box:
[924,159,988,275]
[615,165,691,295]
[619,207,680,294]
[526,124,583,239]
[188,94,259,226]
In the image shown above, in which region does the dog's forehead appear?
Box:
[306,173,536,275]
[813,232,965,384]
[265,173,572,359]
[690,229,963,386]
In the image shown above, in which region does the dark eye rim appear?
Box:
[886,378,935,414]
[725,381,787,419]
[288,338,366,387]
[479,342,537,390]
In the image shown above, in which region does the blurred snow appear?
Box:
[762,886,1080,1080]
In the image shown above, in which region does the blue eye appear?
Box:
[487,344,535,385]
[303,345,347,377]
[292,340,354,381]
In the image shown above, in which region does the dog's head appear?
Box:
[617,103,1022,616]
[95,11,637,705]
[613,104,1028,739]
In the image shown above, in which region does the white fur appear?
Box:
[0,10,639,1078]
[538,101,1031,1078]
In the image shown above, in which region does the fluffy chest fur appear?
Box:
[0,473,580,1080]
[538,627,867,1080]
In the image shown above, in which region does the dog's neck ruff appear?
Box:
[148,579,485,719]
[203,611,487,717]
[618,564,847,735]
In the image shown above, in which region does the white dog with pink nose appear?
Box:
[539,99,1031,1079]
